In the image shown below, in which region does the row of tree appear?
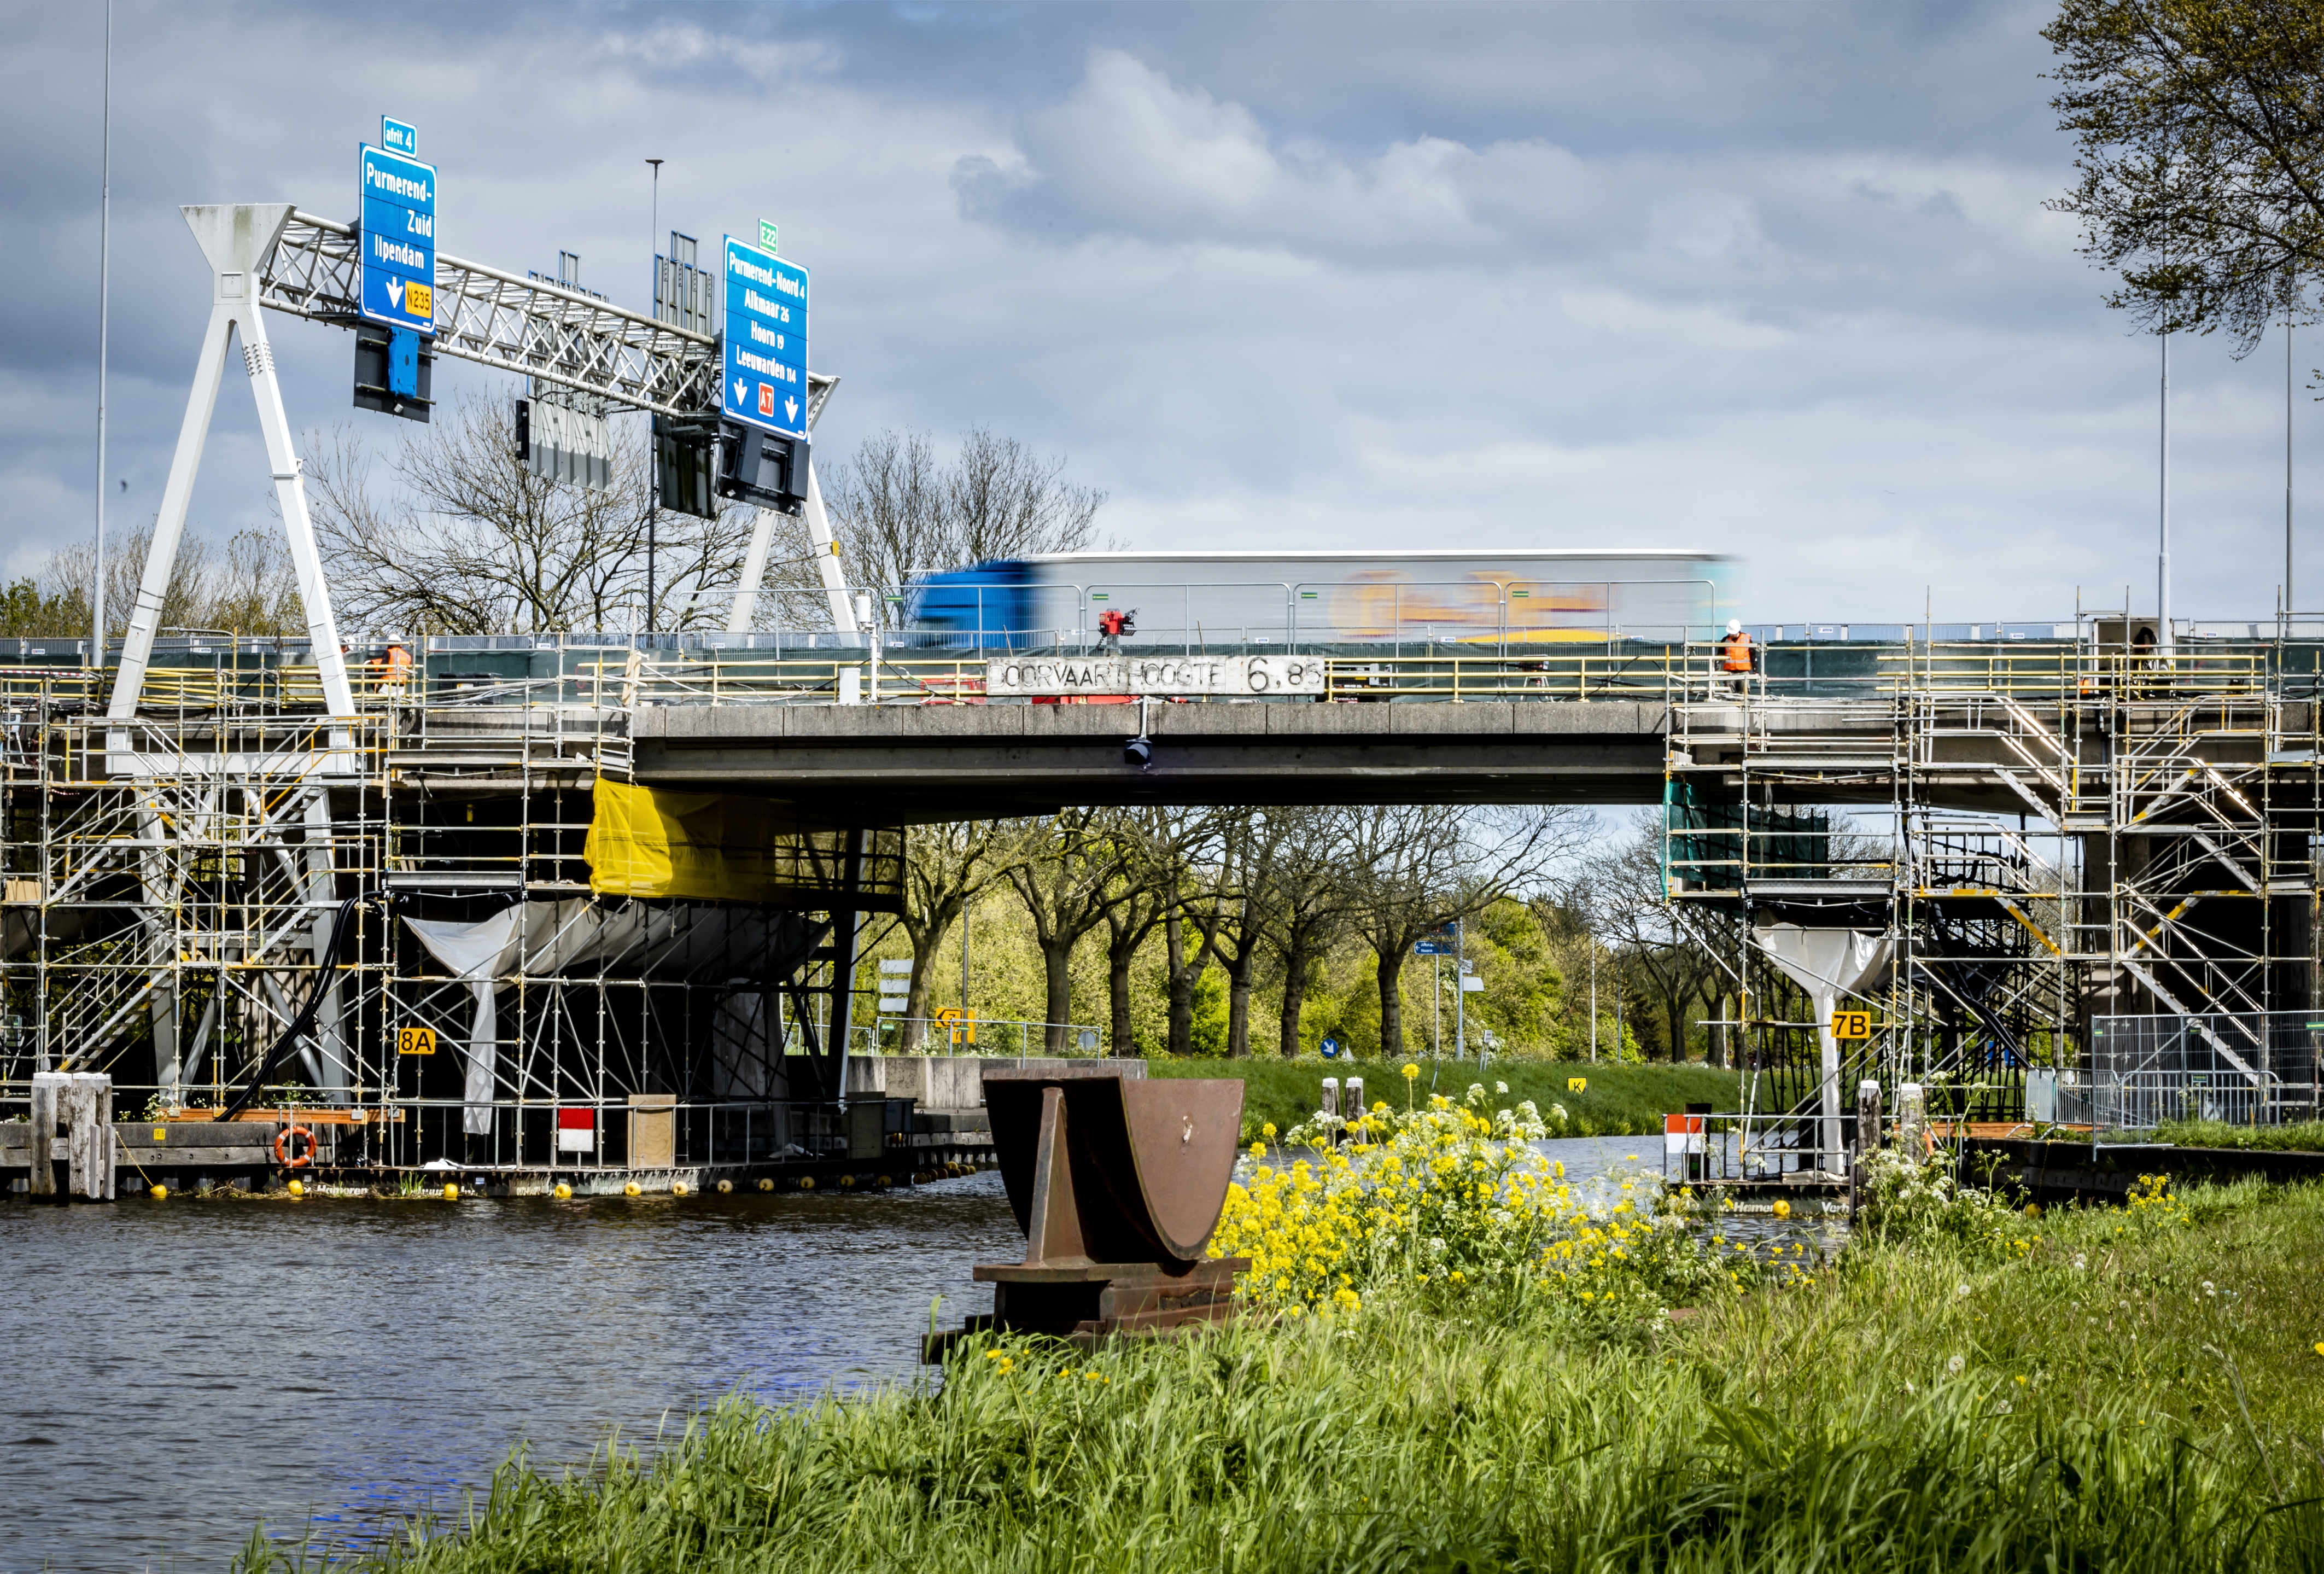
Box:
[4,400,1103,641]
[873,803,1744,1064]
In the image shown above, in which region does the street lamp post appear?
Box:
[645,157,663,634]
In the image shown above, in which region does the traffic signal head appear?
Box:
[716,423,808,514]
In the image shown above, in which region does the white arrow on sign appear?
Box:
[733,377,749,404]
[785,397,799,422]
[387,277,405,309]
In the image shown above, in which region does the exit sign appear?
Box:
[760,218,779,253]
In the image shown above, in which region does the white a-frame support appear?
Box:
[726,381,855,635]
[106,205,357,728]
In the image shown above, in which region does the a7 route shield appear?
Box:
[721,235,807,439]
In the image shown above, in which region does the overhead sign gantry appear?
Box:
[107,118,861,731]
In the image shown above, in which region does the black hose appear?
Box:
[216,894,380,1122]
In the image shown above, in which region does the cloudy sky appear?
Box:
[2,0,2314,624]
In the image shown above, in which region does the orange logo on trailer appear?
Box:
[1830,1010,1873,1040]
[396,1026,437,1055]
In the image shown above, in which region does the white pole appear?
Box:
[2159,321,2174,654]
[1432,948,1440,1061]
[91,0,112,660]
[1589,942,1598,1064]
[1453,921,1465,1062]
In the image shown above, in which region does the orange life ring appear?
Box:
[274,1124,317,1169]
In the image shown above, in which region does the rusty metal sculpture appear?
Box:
[927,1067,1247,1355]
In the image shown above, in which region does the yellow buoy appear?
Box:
[716,1179,733,1194]
[1772,1199,1791,1220]
[443,1183,460,1201]
[798,1176,814,1190]
[839,1175,855,1189]
[553,1183,573,1200]
[671,1181,690,1198]
[877,1175,892,1188]
[149,1184,168,1200]
[757,1177,774,1192]
[287,1179,304,1198]
[623,1181,642,1197]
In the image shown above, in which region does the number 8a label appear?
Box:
[1831,1010,1873,1040]
[396,1026,437,1056]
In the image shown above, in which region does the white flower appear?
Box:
[1955,1282,1972,1299]
[2201,1281,2216,1297]
[1947,1355,1965,1374]
[1495,1081,1509,1095]
[2072,1253,2087,1271]
[1426,1237,1446,1257]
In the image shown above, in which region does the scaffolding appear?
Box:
[8,619,2321,1190]
[1663,627,2324,1158]
[1,642,909,1185]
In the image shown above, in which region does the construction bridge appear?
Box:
[1,623,2319,1196]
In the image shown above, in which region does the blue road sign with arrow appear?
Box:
[359,143,436,335]
[721,234,808,439]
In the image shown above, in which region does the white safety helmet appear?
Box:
[1726,620,1742,636]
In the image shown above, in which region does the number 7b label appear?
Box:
[1830,1010,1873,1040]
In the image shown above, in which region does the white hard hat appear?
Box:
[1727,620,1742,636]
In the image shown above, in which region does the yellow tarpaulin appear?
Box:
[585,777,814,902]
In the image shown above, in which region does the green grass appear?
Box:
[1142,1054,1743,1141]
[2106,1118,2324,1153]
[273,1180,2324,1573]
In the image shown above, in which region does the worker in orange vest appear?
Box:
[367,639,413,698]
[1719,620,1753,696]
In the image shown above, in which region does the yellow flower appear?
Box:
[1401,1063,1420,1081]
[1262,1122,1277,1139]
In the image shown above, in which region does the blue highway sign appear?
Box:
[721,235,807,438]
[360,143,436,335]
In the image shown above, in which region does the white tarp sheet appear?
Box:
[403,902,808,1135]
[1751,922,1895,1172]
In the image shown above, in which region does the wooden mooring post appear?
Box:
[26,1071,114,1202]
[63,1074,115,1200]
[26,1071,60,1200]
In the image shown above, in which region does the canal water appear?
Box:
[0,1135,1802,1573]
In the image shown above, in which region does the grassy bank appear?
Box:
[2102,1118,2324,1153]
[1143,1054,1742,1141]
[282,1176,2324,1573]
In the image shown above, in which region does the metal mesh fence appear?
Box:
[2064,1011,2324,1128]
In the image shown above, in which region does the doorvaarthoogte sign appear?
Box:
[985,655,1327,697]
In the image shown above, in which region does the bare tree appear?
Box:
[774,426,1108,623]
[1348,805,1587,1058]
[999,808,1130,1052]
[1258,809,1359,1058]
[303,397,756,634]
[1099,867,1170,1056]
[895,820,1011,1050]
[1123,807,1242,1057]
[1580,811,1718,1062]
[23,523,303,639]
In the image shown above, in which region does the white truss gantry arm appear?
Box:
[259,209,748,418]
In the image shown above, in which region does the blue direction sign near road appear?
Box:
[359,143,437,335]
[721,234,807,438]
